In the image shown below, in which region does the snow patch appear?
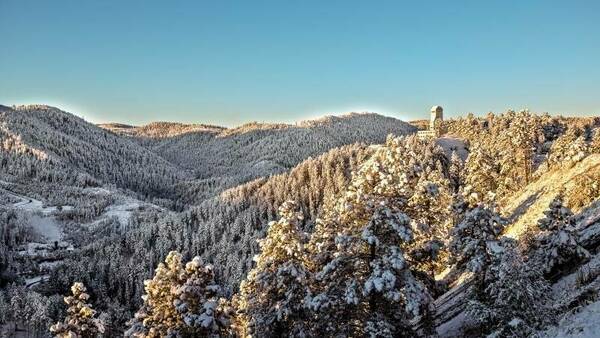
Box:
[539,300,600,338]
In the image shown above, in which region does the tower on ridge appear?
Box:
[430,105,443,130]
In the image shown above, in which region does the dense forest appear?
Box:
[2,105,600,337]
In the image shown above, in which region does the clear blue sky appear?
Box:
[1,0,598,126]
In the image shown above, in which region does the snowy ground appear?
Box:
[4,190,66,242]
[24,275,50,288]
[539,300,600,338]
[1,187,73,290]
[436,136,469,161]
[85,194,163,229]
[27,214,62,242]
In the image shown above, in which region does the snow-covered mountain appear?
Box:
[2,106,600,338]
[1,105,415,206]
[103,112,416,188]
[0,105,188,198]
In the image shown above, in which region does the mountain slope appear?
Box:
[503,154,600,238]
[107,112,416,183]
[49,143,373,314]
[433,154,600,337]
[0,105,189,197]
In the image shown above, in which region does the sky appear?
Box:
[1,0,599,126]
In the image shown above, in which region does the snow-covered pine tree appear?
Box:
[466,241,553,337]
[173,257,232,337]
[407,169,453,285]
[126,251,230,337]
[50,282,105,338]
[508,111,539,186]
[308,202,430,337]
[532,195,590,279]
[463,144,499,206]
[591,128,600,154]
[234,201,310,337]
[0,289,7,325]
[305,138,433,337]
[448,206,505,276]
[547,127,589,169]
[125,251,186,337]
[496,146,519,200]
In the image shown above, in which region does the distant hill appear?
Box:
[2,106,415,206]
[101,121,225,138]
[0,105,188,197]
[104,112,417,186]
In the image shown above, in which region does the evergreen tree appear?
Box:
[448,150,463,193]
[174,258,232,337]
[234,201,310,337]
[305,137,435,337]
[0,289,7,325]
[126,251,230,337]
[50,282,105,338]
[463,144,499,206]
[532,196,590,279]
[407,170,453,285]
[308,201,430,337]
[449,206,505,275]
[591,128,600,153]
[547,128,589,169]
[466,242,553,337]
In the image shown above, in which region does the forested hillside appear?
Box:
[103,113,416,205]
[2,107,600,338]
[0,105,188,198]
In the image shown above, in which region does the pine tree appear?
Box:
[307,201,430,337]
[466,242,553,337]
[591,128,600,154]
[126,251,231,337]
[0,289,7,325]
[305,139,434,337]
[532,196,590,279]
[463,144,499,206]
[174,258,232,337]
[448,206,505,275]
[406,170,453,284]
[509,111,540,186]
[50,282,105,338]
[234,201,310,337]
[547,127,589,169]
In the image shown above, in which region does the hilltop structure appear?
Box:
[418,105,443,139]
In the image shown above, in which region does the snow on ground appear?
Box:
[437,311,467,338]
[83,186,111,194]
[27,214,62,242]
[104,201,141,225]
[552,254,600,299]
[539,300,600,338]
[85,200,141,229]
[436,136,469,161]
[1,186,73,214]
[3,190,65,242]
[503,154,600,239]
[39,260,64,270]
[86,194,164,229]
[24,275,49,288]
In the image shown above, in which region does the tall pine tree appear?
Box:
[50,282,105,338]
[234,201,310,337]
[126,251,230,337]
[531,195,590,279]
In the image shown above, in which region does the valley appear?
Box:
[1,105,599,337]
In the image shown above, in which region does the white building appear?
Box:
[418,105,443,139]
